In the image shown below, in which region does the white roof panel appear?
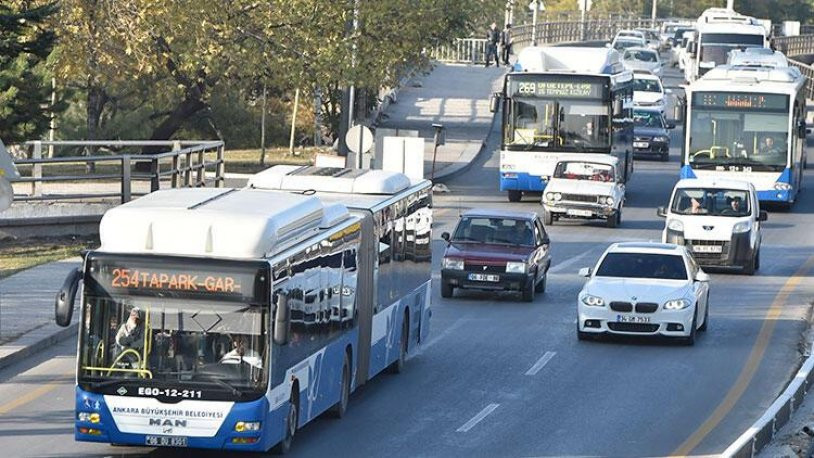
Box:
[249,165,415,195]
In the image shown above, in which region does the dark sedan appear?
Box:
[633,108,674,162]
[440,209,551,302]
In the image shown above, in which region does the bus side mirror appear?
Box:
[490,92,501,113]
[273,294,290,346]
[656,206,667,218]
[613,99,624,116]
[55,268,82,327]
[759,210,768,222]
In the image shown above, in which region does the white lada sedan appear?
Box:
[576,242,710,345]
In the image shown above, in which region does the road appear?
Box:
[1,66,814,457]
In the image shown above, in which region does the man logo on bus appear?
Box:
[150,418,188,428]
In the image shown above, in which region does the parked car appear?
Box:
[622,47,663,77]
[441,209,551,302]
[633,108,674,161]
[577,242,711,345]
[658,178,767,274]
[541,154,625,228]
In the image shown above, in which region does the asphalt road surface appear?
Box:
[0,65,813,458]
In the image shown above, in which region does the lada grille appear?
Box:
[464,262,505,273]
[561,193,600,203]
[607,323,659,333]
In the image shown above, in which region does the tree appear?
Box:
[0,2,59,144]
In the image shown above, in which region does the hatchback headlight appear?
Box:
[664,298,691,310]
[733,221,751,233]
[506,262,527,273]
[580,294,605,307]
[654,135,670,143]
[443,258,464,270]
[667,219,684,232]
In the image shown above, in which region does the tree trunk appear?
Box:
[142,96,207,155]
[85,80,107,172]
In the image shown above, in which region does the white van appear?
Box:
[657,178,767,274]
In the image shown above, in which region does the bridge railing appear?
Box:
[10,140,225,204]
[773,35,814,99]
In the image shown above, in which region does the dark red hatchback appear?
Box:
[440,209,551,302]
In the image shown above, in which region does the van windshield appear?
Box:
[671,188,751,217]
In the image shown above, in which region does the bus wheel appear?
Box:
[329,353,351,418]
[273,393,298,455]
[508,190,522,202]
[389,314,409,374]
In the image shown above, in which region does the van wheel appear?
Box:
[272,392,298,455]
[743,253,757,275]
[508,190,522,202]
[754,249,760,271]
[329,354,350,418]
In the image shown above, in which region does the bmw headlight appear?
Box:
[733,221,751,233]
[667,219,684,232]
[654,135,670,143]
[506,262,527,273]
[774,182,792,191]
[554,193,562,201]
[443,258,464,270]
[664,298,691,310]
[580,294,605,307]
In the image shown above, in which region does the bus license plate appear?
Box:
[468,273,499,282]
[633,141,649,148]
[617,316,650,324]
[693,245,722,253]
[146,436,188,447]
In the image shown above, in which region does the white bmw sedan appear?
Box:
[577,242,710,345]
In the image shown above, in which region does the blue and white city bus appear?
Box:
[492,46,634,202]
[682,63,807,206]
[55,167,432,453]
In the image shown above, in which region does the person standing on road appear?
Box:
[501,24,513,66]
[486,22,500,67]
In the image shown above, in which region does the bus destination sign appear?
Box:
[86,253,269,303]
[693,92,789,111]
[510,80,603,98]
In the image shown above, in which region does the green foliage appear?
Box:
[0,2,60,144]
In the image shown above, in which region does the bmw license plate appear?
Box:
[617,315,650,324]
[468,273,499,282]
[693,245,723,253]
[633,141,649,148]
[567,209,593,217]
[146,436,188,447]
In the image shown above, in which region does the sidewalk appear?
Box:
[0,258,80,370]
[376,62,507,181]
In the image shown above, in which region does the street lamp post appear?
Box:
[531,0,540,46]
[651,0,657,28]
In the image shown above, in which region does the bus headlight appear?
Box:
[667,219,684,232]
[443,258,464,270]
[235,421,261,432]
[506,262,527,273]
[733,221,751,233]
[774,182,792,191]
[78,412,101,423]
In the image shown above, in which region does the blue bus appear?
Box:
[56,166,432,453]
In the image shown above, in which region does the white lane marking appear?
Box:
[549,250,594,274]
[456,403,500,433]
[525,351,556,376]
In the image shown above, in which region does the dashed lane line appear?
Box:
[525,351,556,376]
[456,403,500,433]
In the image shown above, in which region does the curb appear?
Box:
[723,352,814,457]
[0,322,78,371]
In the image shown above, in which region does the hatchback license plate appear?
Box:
[617,316,651,324]
[567,209,593,217]
[693,245,723,253]
[633,141,649,148]
[468,273,499,282]
[146,436,188,447]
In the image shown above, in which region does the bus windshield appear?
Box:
[699,33,764,69]
[688,97,789,171]
[508,98,611,152]
[78,296,269,399]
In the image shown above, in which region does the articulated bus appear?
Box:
[682,63,807,206]
[55,167,432,453]
[494,46,634,202]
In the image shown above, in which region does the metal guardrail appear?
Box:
[10,140,225,204]
[723,354,814,457]
[773,35,814,99]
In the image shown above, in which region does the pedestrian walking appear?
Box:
[501,24,513,66]
[485,22,500,67]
